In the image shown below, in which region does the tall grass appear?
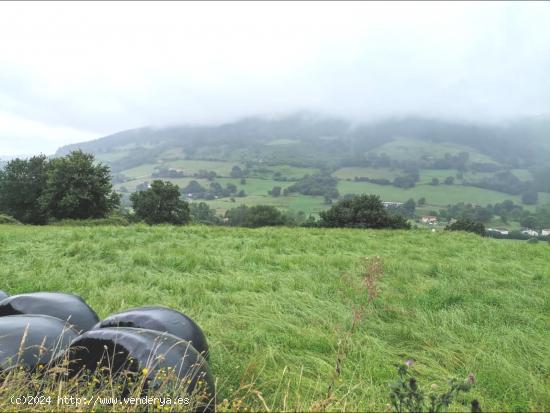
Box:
[0,224,548,411]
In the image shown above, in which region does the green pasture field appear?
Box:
[164,160,241,177]
[368,138,498,164]
[203,194,326,215]
[333,167,402,181]
[0,225,548,411]
[338,181,550,207]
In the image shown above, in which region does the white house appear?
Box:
[521,229,539,237]
[542,229,550,236]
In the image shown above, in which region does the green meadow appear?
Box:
[1,224,548,411]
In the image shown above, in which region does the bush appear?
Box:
[0,214,21,225]
[50,215,130,226]
[527,237,539,244]
[389,361,479,413]
[225,205,285,228]
[319,194,411,229]
[190,202,221,225]
[445,218,485,235]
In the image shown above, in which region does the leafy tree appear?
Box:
[130,180,189,225]
[0,155,50,224]
[402,198,416,218]
[520,215,538,230]
[444,176,455,185]
[40,151,120,220]
[190,202,221,225]
[230,165,244,178]
[225,205,285,227]
[240,178,247,185]
[445,218,485,235]
[319,194,411,229]
[182,180,207,194]
[393,175,417,189]
[269,186,282,197]
[285,173,338,197]
[237,190,246,197]
[418,197,426,206]
[226,183,238,194]
[430,177,440,186]
[521,191,538,205]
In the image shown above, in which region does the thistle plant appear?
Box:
[389,360,480,413]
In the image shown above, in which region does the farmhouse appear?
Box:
[542,229,550,236]
[421,216,438,224]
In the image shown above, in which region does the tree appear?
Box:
[40,151,120,220]
[269,186,282,197]
[0,155,50,224]
[521,191,538,205]
[240,178,247,185]
[182,180,207,195]
[418,197,426,206]
[402,198,416,218]
[445,218,485,235]
[318,194,410,229]
[225,205,285,227]
[130,180,189,225]
[430,178,440,186]
[444,176,455,185]
[190,202,221,225]
[230,165,244,178]
[520,215,538,230]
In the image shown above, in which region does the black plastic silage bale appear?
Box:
[0,292,99,333]
[61,327,215,412]
[0,314,79,372]
[93,306,209,359]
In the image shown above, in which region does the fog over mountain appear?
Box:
[0,1,549,156]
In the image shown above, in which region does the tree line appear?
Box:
[0,151,411,230]
[0,151,120,224]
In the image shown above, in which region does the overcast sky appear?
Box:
[1,1,549,156]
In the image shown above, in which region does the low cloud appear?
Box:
[0,1,549,155]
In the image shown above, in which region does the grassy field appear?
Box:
[203,194,326,215]
[338,181,546,207]
[334,167,402,181]
[367,138,497,164]
[0,225,548,411]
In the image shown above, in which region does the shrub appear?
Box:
[527,237,539,244]
[445,218,485,235]
[319,194,411,229]
[389,360,479,413]
[50,215,130,226]
[190,202,221,225]
[225,205,285,228]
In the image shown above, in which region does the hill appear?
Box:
[55,114,550,217]
[0,224,548,411]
